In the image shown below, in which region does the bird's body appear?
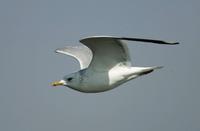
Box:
[52,36,178,93]
[66,66,161,93]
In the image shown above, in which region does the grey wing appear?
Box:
[55,45,92,69]
[80,36,132,71]
[79,36,179,71]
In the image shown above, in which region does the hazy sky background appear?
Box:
[0,0,199,131]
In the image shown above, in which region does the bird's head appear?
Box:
[51,73,79,88]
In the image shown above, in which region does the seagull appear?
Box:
[51,36,179,93]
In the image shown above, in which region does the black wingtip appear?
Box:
[119,37,180,45]
[163,41,180,45]
[172,42,180,45]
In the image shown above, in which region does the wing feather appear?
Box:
[80,36,131,71]
[55,46,92,69]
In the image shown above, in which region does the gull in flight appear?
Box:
[52,36,179,93]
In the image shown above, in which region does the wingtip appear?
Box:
[54,48,61,54]
[168,42,180,45]
[54,49,58,53]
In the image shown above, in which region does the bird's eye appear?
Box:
[67,77,73,82]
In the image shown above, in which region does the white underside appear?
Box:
[69,66,162,93]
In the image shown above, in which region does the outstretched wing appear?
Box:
[55,46,92,69]
[80,36,179,71]
[80,36,132,71]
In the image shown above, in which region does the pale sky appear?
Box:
[0,0,199,131]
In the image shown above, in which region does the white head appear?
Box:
[51,72,81,90]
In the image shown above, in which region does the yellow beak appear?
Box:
[51,80,65,86]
